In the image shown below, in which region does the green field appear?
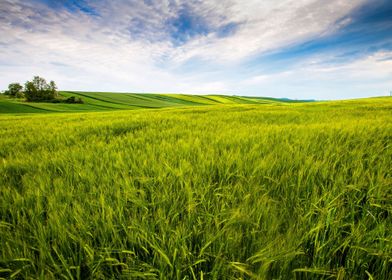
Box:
[0,92,299,114]
[0,95,391,279]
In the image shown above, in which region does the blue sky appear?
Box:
[0,0,391,99]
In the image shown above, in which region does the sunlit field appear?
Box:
[0,97,391,279]
[0,91,298,114]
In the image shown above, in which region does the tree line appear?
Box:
[2,76,83,103]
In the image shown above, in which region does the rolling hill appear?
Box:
[0,91,304,114]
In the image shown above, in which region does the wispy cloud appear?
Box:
[0,0,391,98]
[240,50,392,99]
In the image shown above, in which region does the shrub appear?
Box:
[65,96,84,104]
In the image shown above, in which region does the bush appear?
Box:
[50,99,62,103]
[65,96,84,104]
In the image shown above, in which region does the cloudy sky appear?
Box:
[0,0,391,99]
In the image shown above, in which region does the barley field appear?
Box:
[0,97,391,279]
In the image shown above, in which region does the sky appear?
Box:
[0,0,391,100]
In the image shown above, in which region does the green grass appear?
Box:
[0,97,391,279]
[0,92,292,114]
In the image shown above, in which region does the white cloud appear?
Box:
[165,0,366,62]
[238,51,392,99]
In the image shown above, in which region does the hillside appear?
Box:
[0,91,300,114]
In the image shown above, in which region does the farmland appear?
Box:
[0,92,298,114]
[0,95,391,279]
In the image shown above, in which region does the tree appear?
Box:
[24,76,58,101]
[48,80,58,100]
[4,83,23,98]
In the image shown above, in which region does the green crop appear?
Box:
[0,97,391,279]
[0,92,292,114]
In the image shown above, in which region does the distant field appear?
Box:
[0,92,300,114]
[0,97,391,279]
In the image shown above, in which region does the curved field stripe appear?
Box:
[61,92,131,109]
[17,103,56,112]
[205,95,237,104]
[161,94,212,105]
[222,96,259,104]
[143,94,190,105]
[124,94,167,107]
[127,94,182,107]
[88,92,149,106]
[197,95,225,104]
[70,92,134,108]
[0,101,51,113]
